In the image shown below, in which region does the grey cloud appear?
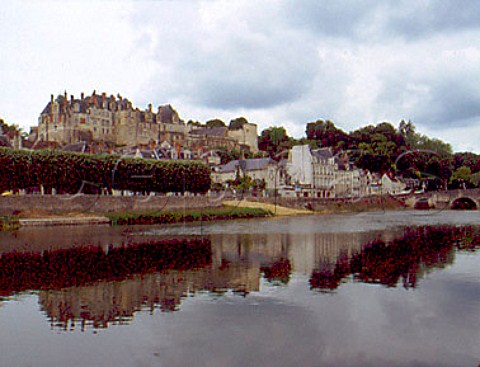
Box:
[281,0,377,38]
[422,80,480,126]
[129,2,318,111]
[282,0,480,41]
[126,1,480,153]
[177,44,316,109]
[379,74,480,129]
[386,0,480,40]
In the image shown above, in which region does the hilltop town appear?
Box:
[1,91,480,201]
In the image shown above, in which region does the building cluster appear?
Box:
[212,145,406,198]
[29,91,258,157]
[2,91,407,198]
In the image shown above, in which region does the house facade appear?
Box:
[286,145,371,198]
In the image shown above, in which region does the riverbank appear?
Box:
[245,195,406,213]
[2,205,273,229]
[0,196,406,230]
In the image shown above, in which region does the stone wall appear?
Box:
[0,195,223,216]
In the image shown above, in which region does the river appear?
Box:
[0,210,479,367]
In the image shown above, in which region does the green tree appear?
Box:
[305,119,349,151]
[187,120,203,127]
[449,166,472,188]
[206,119,226,128]
[452,152,480,173]
[471,172,480,187]
[229,117,249,130]
[398,120,416,147]
[258,126,292,159]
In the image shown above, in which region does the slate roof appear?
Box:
[218,158,274,173]
[311,148,333,160]
[63,141,87,153]
[139,150,158,160]
[189,127,228,137]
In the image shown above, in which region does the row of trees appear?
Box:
[0,148,211,194]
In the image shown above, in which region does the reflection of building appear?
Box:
[13,226,461,329]
[286,232,386,275]
[41,231,390,329]
[38,263,261,331]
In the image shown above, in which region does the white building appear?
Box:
[286,145,371,198]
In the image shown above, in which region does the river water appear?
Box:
[0,210,479,367]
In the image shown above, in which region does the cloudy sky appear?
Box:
[1,1,480,153]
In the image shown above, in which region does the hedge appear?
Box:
[0,147,211,194]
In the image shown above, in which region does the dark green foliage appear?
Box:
[305,119,349,151]
[258,126,294,159]
[205,119,226,128]
[107,206,272,225]
[229,117,249,130]
[0,148,211,194]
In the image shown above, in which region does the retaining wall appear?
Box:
[0,194,223,215]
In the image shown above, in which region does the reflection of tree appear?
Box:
[261,258,292,285]
[0,238,212,297]
[310,226,480,291]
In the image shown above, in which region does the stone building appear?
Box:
[36,91,259,153]
[212,157,288,189]
[37,91,186,148]
[286,145,370,198]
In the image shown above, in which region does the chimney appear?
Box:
[50,94,54,103]
[81,92,84,99]
[70,95,74,104]
[102,92,106,100]
[148,103,152,112]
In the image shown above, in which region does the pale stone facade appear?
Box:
[286,145,371,198]
[37,91,259,152]
[227,123,259,153]
[37,91,187,148]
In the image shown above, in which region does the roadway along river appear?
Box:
[0,210,479,367]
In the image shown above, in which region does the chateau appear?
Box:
[32,91,258,153]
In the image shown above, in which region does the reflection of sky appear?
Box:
[142,210,480,237]
[1,253,479,366]
[1,215,480,366]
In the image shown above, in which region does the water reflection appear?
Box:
[1,224,479,332]
[310,226,480,291]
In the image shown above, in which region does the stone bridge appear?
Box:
[404,188,480,210]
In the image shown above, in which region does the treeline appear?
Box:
[0,147,211,194]
[257,120,480,189]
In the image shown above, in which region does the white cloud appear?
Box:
[1,0,480,153]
